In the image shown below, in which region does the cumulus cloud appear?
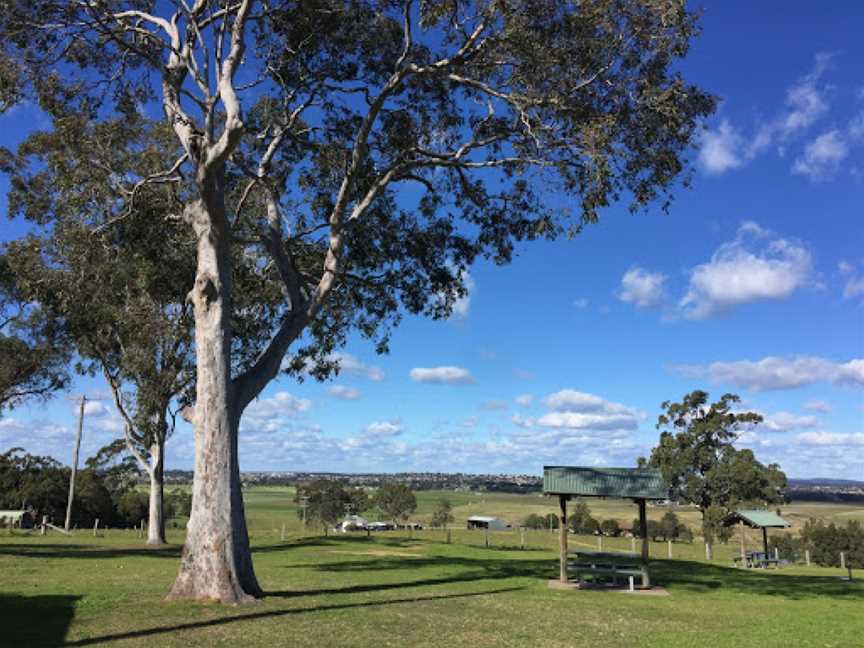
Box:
[331,352,384,382]
[329,385,361,401]
[535,389,642,431]
[671,355,864,391]
[698,119,745,174]
[802,399,832,414]
[796,431,864,447]
[679,222,811,319]
[761,412,820,432]
[364,420,403,437]
[514,394,534,407]
[409,366,475,385]
[618,267,667,309]
[244,391,312,418]
[792,130,849,181]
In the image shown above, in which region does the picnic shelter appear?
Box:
[543,466,669,589]
[723,509,790,560]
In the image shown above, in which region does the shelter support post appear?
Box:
[559,495,568,584]
[638,498,650,588]
[740,521,747,565]
[762,527,769,556]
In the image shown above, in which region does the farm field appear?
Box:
[2,487,862,647]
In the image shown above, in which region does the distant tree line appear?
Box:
[294,480,418,535]
[0,446,191,529]
[769,520,864,569]
[521,504,693,542]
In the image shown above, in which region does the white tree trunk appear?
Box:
[146,440,166,545]
[168,190,261,603]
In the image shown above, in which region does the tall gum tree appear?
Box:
[2,1,714,603]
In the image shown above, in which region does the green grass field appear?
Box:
[2,488,862,647]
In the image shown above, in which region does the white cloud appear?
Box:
[329,385,361,400]
[618,267,667,308]
[330,352,384,382]
[364,420,403,437]
[839,262,864,299]
[779,54,832,136]
[535,389,642,431]
[698,54,833,176]
[802,399,832,414]
[792,130,849,181]
[679,222,811,319]
[245,391,312,420]
[761,412,819,432]
[409,366,475,385]
[573,298,590,309]
[450,271,475,319]
[514,394,534,407]
[796,431,864,447]
[671,355,864,391]
[698,119,745,174]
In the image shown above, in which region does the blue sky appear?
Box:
[1,2,862,479]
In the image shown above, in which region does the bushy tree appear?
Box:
[0,258,68,414]
[802,519,864,569]
[295,480,355,535]
[569,500,599,534]
[430,497,454,528]
[648,391,786,544]
[2,0,714,602]
[522,513,547,530]
[374,483,417,525]
[600,519,621,537]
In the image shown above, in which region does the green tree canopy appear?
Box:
[647,391,787,540]
[374,483,417,523]
[0,0,715,603]
[430,497,454,528]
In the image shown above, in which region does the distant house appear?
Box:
[467,516,511,531]
[367,521,395,531]
[339,515,369,532]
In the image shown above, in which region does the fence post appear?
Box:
[281,524,286,541]
[668,540,672,559]
[840,551,846,570]
[805,549,810,566]
[484,527,489,548]
[446,528,451,544]
[93,519,99,537]
[631,537,636,552]
[42,516,48,536]
[598,535,603,551]
[774,547,779,561]
[520,527,525,550]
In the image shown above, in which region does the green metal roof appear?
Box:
[542,466,669,500]
[723,509,790,528]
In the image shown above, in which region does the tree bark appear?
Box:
[168,181,261,603]
[146,440,166,545]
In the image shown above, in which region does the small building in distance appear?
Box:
[467,516,511,531]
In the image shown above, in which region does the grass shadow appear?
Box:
[0,594,80,647]
[62,587,523,647]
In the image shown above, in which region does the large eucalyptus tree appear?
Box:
[2,0,714,602]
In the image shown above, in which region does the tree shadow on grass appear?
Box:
[61,587,523,647]
[290,553,864,601]
[0,594,80,647]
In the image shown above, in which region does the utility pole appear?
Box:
[64,395,87,532]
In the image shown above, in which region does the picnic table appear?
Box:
[568,549,648,590]
[733,551,779,569]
